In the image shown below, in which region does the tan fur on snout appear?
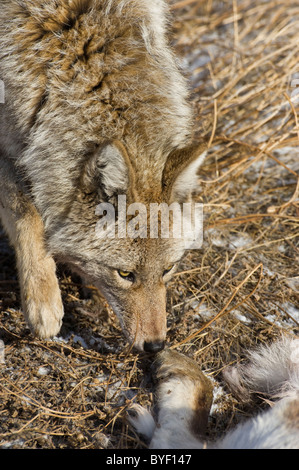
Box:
[119,280,167,351]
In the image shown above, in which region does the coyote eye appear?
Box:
[118,270,135,282]
[163,265,174,276]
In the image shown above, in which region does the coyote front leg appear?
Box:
[0,162,64,338]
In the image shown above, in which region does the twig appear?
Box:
[171,0,199,10]
[208,99,218,148]
[208,213,299,228]
[0,381,95,420]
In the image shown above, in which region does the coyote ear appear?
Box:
[83,141,134,198]
[162,141,207,202]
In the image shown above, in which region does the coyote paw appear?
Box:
[25,293,64,339]
[21,257,64,339]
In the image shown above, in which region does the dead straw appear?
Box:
[0,0,298,449]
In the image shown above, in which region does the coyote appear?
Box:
[128,336,299,448]
[0,0,207,351]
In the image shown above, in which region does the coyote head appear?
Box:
[51,140,207,352]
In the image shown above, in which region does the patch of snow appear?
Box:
[263,266,276,277]
[264,314,287,329]
[53,336,68,344]
[282,302,299,324]
[228,233,252,250]
[206,228,253,251]
[206,228,227,247]
[191,301,215,320]
[72,335,88,349]
[210,382,227,416]
[285,277,299,293]
[37,366,50,376]
[234,310,251,324]
[0,439,25,449]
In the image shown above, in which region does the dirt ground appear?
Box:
[0,0,298,449]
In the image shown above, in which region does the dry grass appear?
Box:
[0,0,298,449]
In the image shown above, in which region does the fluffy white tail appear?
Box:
[223,336,299,401]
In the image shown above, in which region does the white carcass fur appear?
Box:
[128,336,299,449]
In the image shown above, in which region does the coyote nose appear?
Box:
[144,340,165,353]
